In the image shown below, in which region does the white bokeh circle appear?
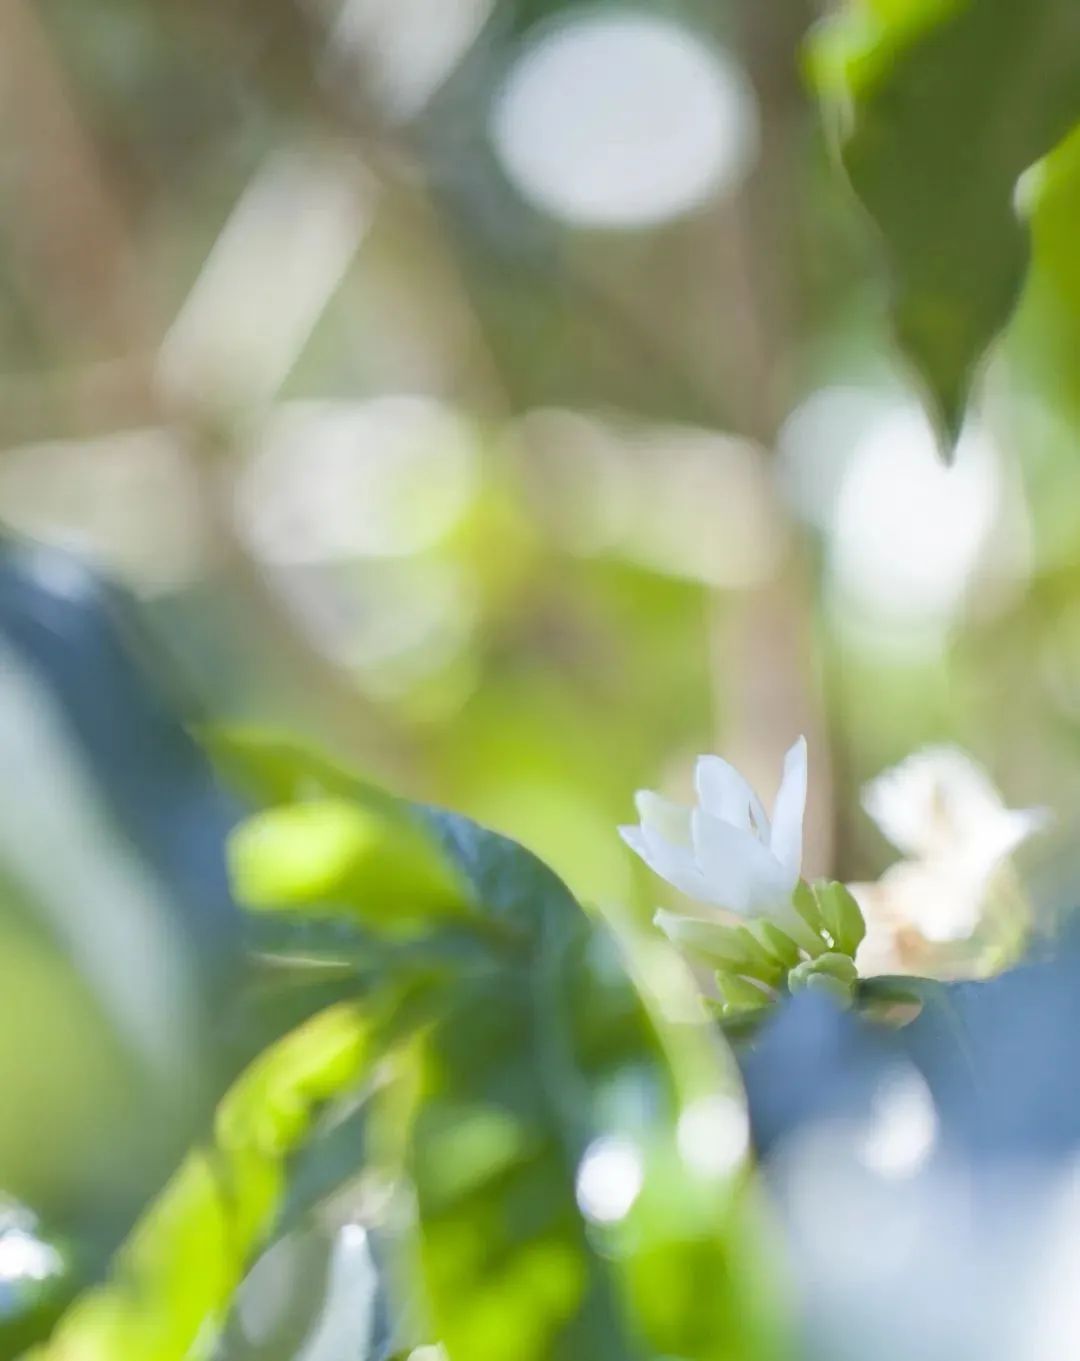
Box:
[491,12,759,229]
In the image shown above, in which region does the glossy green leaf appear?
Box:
[1016,122,1080,415]
[810,0,1080,442]
[395,808,786,1361]
[1030,123,1080,317]
[206,733,785,1359]
[228,799,475,931]
[28,1004,371,1361]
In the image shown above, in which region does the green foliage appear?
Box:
[400,803,784,1361]
[27,1003,371,1361]
[27,731,785,1360]
[661,879,867,1023]
[1015,123,1080,417]
[811,0,1080,442]
[807,881,867,958]
[229,799,475,930]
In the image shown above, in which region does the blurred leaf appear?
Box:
[0,547,246,1351]
[654,913,787,985]
[229,799,475,929]
[212,734,783,1358]
[214,1220,390,1361]
[28,1004,371,1361]
[810,0,1080,442]
[0,541,242,999]
[1013,122,1080,417]
[203,727,400,817]
[275,1101,369,1237]
[228,912,498,1081]
[1030,124,1080,315]
[396,807,785,1361]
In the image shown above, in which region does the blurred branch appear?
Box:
[0,360,159,447]
[712,0,835,876]
[0,0,147,359]
[176,419,417,776]
[0,6,418,777]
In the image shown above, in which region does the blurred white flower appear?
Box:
[852,860,988,976]
[862,745,1048,881]
[851,745,1049,975]
[619,737,807,919]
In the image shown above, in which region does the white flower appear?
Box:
[852,745,1049,973]
[619,737,807,919]
[862,745,1048,886]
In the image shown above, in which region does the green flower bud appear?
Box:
[750,920,803,969]
[788,952,857,1007]
[715,971,775,1016]
[814,881,867,957]
[802,972,855,1008]
[656,913,785,984]
[790,881,832,957]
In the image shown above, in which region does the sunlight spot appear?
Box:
[0,1229,62,1285]
[331,0,492,121]
[858,1068,938,1179]
[0,429,202,595]
[492,13,758,228]
[576,1135,644,1224]
[238,398,479,564]
[830,404,1001,627]
[677,1094,749,1178]
[159,150,373,408]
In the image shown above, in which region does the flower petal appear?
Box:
[769,736,807,879]
[619,823,712,903]
[691,809,795,915]
[694,756,770,840]
[861,745,994,860]
[634,790,692,848]
[863,745,1052,871]
[1000,806,1053,855]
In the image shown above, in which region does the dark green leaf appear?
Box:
[811,0,1080,443]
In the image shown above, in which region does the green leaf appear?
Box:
[204,733,786,1359]
[1015,123,1080,416]
[1029,123,1080,317]
[228,799,475,931]
[855,972,948,1024]
[810,0,1080,443]
[274,1101,369,1238]
[27,1005,372,1361]
[202,726,401,819]
[393,808,786,1361]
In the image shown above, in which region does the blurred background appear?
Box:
[2,0,1077,925]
